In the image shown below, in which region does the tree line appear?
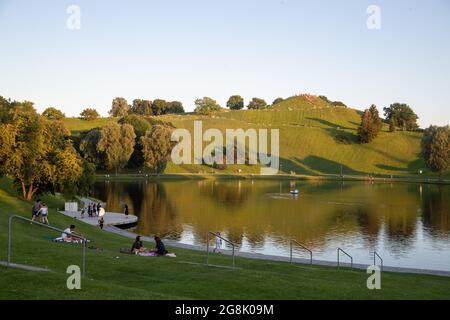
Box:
[356,102,449,177]
[0,96,175,199]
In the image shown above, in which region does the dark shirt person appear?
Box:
[131,236,145,253]
[154,236,168,256]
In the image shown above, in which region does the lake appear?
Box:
[93,179,450,271]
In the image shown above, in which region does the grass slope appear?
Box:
[1,178,450,300]
[62,96,448,177]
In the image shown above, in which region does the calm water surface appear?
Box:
[93,179,450,271]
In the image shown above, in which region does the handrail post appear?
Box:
[232,246,235,269]
[290,241,293,264]
[8,215,13,267]
[290,239,312,265]
[337,248,353,268]
[206,232,210,266]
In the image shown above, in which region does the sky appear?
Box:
[0,0,449,127]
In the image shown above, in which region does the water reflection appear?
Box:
[94,180,450,271]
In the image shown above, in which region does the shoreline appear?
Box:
[94,172,450,185]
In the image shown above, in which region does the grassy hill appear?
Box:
[1,177,450,300]
[62,95,445,177]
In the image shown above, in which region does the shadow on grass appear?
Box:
[296,156,365,176]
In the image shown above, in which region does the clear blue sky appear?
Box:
[1,0,449,127]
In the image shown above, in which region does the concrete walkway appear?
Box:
[59,197,138,228]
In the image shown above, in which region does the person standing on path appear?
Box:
[124,203,129,219]
[213,232,222,253]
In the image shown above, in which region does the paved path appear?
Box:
[59,197,138,228]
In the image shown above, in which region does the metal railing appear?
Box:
[337,248,353,268]
[290,240,312,265]
[8,215,87,276]
[206,232,237,268]
[373,251,383,271]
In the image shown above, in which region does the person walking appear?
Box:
[31,199,42,222]
[92,203,97,216]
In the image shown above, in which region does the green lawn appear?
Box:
[1,178,450,300]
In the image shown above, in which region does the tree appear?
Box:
[109,97,130,117]
[79,129,102,165]
[0,110,83,199]
[79,108,100,121]
[272,97,284,105]
[357,105,382,143]
[130,99,152,116]
[422,125,450,178]
[1,97,37,123]
[166,101,185,114]
[151,99,168,116]
[383,103,419,131]
[118,114,152,168]
[247,97,267,110]
[141,125,174,173]
[194,97,221,115]
[226,95,244,110]
[97,122,136,174]
[42,107,65,120]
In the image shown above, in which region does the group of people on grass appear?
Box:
[31,199,175,256]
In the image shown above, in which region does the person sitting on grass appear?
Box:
[56,225,84,243]
[153,236,168,256]
[131,235,146,254]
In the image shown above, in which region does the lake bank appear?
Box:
[95,172,450,185]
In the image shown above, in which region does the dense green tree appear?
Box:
[141,125,174,173]
[226,95,244,110]
[1,97,37,123]
[247,97,267,110]
[109,97,130,117]
[357,105,382,143]
[166,101,185,114]
[131,99,152,116]
[97,122,136,174]
[151,99,168,116]
[272,97,284,105]
[79,108,100,121]
[0,110,83,199]
[383,103,419,131]
[422,125,450,178]
[79,129,102,165]
[118,114,152,168]
[42,107,65,120]
[194,97,221,115]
